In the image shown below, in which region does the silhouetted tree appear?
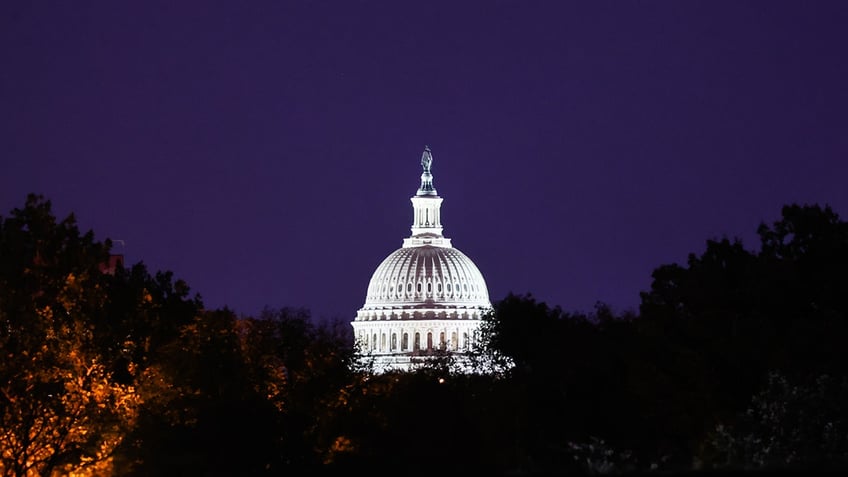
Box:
[640,203,848,471]
[703,372,848,470]
[473,293,654,473]
[0,195,140,476]
[247,307,356,470]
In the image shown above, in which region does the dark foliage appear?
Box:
[3,196,847,475]
[638,203,848,470]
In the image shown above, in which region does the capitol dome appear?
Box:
[361,246,490,315]
[352,146,492,372]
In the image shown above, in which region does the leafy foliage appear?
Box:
[0,195,140,476]
[703,372,848,470]
[2,195,847,475]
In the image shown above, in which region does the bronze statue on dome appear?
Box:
[421,145,432,173]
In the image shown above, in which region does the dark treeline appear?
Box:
[1,193,847,476]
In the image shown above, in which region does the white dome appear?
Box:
[351,146,492,372]
[360,245,490,316]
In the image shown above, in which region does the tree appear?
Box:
[473,293,656,473]
[0,195,209,476]
[246,308,357,469]
[639,203,848,470]
[755,204,848,376]
[0,195,140,476]
[702,372,848,470]
[641,203,848,387]
[115,308,285,476]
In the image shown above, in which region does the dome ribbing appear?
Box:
[359,245,490,317]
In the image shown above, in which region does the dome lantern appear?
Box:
[406,146,450,248]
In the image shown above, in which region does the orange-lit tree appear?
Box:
[0,195,142,476]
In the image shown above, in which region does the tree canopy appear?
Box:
[1,195,846,475]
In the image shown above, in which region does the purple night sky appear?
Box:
[2,1,847,323]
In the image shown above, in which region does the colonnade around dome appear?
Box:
[354,319,482,355]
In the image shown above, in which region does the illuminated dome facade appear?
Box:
[352,146,491,372]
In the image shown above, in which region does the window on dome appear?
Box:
[427,283,432,293]
[447,283,452,292]
[463,284,468,292]
[417,283,422,293]
[437,283,442,293]
[407,283,412,293]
